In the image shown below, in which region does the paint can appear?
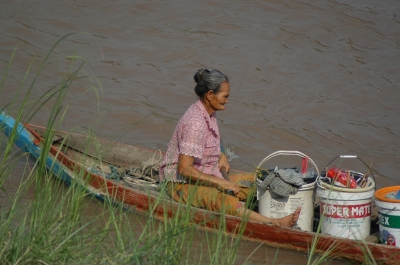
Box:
[316,179,375,240]
[375,186,400,247]
[258,181,316,231]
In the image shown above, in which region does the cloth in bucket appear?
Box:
[256,167,306,197]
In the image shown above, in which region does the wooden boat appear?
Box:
[1,111,400,264]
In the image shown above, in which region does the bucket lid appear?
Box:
[375,186,400,203]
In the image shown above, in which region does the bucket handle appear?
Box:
[257,150,320,177]
[255,150,319,201]
[324,155,376,190]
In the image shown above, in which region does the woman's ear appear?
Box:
[206,90,214,101]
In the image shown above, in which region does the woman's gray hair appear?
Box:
[194,69,229,98]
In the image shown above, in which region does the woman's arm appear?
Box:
[218,153,230,173]
[218,139,230,172]
[177,154,240,194]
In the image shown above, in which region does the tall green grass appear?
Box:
[0,34,259,265]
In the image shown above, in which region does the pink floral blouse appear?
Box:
[159,100,223,181]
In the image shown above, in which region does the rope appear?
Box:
[123,177,158,191]
[119,149,163,188]
[140,149,162,181]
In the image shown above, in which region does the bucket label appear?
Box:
[378,213,400,229]
[270,200,286,211]
[320,202,371,218]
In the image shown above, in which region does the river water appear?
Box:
[1,0,399,264]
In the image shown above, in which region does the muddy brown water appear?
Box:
[1,0,399,264]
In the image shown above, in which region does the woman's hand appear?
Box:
[217,178,241,195]
[178,153,239,195]
[218,153,230,173]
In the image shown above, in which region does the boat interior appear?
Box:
[29,124,381,241]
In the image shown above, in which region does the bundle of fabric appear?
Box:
[256,167,306,197]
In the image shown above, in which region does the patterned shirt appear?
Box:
[159,100,223,181]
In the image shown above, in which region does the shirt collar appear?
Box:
[195,100,219,134]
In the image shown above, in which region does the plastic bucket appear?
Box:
[258,181,316,232]
[316,186,375,240]
[375,186,400,247]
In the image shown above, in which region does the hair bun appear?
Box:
[194,68,206,83]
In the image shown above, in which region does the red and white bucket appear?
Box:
[316,182,375,240]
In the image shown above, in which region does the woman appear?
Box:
[159,68,300,227]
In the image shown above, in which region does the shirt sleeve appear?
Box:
[178,116,207,159]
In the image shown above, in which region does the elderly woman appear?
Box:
[159,69,300,227]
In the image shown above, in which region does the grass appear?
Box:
[0,34,258,265]
[0,34,383,265]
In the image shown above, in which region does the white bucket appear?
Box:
[316,187,375,240]
[375,199,400,247]
[258,181,316,232]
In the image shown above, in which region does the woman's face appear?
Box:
[207,81,230,112]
